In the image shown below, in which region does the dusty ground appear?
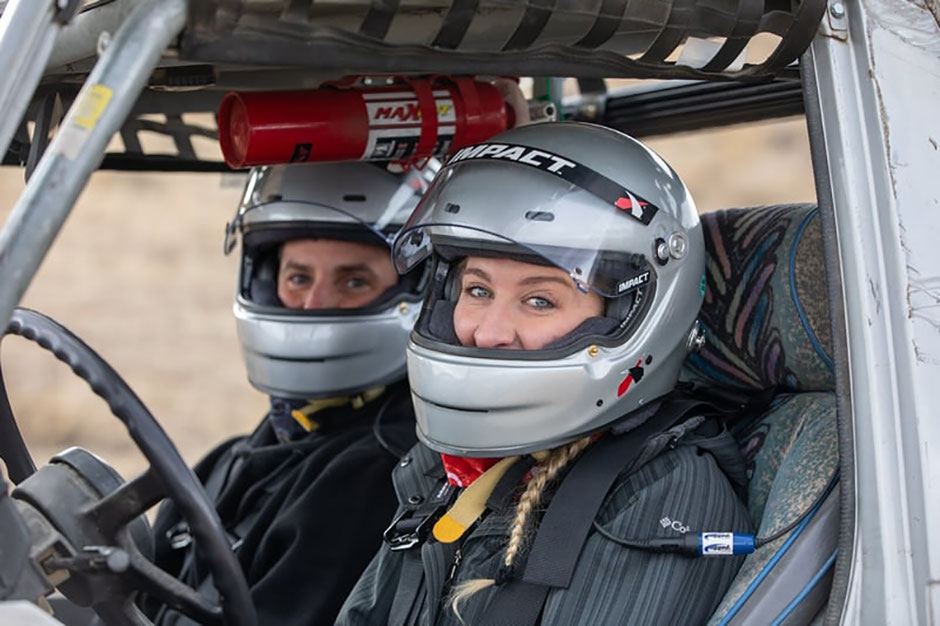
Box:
[0,117,816,482]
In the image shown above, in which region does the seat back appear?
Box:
[683,204,834,393]
[679,204,840,625]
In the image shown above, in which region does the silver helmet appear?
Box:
[392,122,705,457]
[228,161,436,399]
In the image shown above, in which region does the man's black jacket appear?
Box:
[145,380,416,626]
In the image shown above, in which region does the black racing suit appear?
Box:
[144,380,416,626]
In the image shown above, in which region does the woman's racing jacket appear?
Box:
[336,397,751,626]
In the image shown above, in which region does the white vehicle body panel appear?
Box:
[806,0,940,621]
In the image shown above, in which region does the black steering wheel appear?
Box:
[0,308,257,626]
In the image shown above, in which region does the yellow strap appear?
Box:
[289,409,320,433]
[433,456,521,544]
[352,386,386,409]
[290,386,387,431]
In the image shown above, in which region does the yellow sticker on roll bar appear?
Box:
[71,85,113,130]
[53,84,113,161]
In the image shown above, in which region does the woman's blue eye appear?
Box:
[527,296,554,310]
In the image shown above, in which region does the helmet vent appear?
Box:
[524,211,555,222]
[343,194,367,202]
[444,202,461,214]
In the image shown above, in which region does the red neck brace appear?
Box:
[440,454,503,487]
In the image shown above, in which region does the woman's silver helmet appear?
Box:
[392,122,705,456]
[227,161,436,399]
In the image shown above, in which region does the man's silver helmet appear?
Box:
[392,122,705,457]
[228,161,435,399]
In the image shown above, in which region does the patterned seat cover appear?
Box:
[678,204,840,625]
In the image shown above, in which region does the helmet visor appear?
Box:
[238,203,414,313]
[226,163,437,254]
[240,202,392,250]
[242,164,431,233]
[392,160,656,297]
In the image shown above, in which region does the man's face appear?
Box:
[277,239,399,309]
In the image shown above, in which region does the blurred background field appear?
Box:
[0,116,816,482]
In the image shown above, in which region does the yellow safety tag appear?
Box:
[433,456,521,544]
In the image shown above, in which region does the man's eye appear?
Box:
[287,274,311,287]
[344,277,371,290]
[465,285,491,299]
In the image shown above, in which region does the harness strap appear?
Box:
[479,394,718,626]
[389,549,425,626]
[524,398,704,588]
[480,581,550,626]
[385,474,454,625]
[486,456,537,514]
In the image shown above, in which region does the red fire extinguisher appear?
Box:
[218,76,511,168]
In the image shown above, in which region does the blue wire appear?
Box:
[788,207,835,372]
[769,549,838,626]
[716,476,837,625]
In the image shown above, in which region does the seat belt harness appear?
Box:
[383,478,458,552]
[479,393,723,626]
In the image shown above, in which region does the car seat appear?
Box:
[680,204,840,625]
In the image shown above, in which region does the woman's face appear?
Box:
[453,256,605,350]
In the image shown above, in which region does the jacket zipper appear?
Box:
[437,545,464,619]
[445,545,463,590]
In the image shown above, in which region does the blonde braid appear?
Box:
[450,436,593,622]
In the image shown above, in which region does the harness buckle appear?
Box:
[383,480,457,551]
[383,505,444,551]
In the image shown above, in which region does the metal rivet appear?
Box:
[667,233,687,260]
[588,345,599,357]
[655,239,670,264]
[96,31,112,56]
[408,495,424,505]
[830,2,845,17]
[398,302,409,314]
[686,321,706,352]
[399,456,412,467]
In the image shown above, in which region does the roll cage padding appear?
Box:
[182,0,825,80]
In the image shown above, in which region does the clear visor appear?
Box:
[392,162,654,297]
[225,164,435,254]
[240,202,393,250]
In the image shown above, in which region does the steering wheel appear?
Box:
[0,308,257,626]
